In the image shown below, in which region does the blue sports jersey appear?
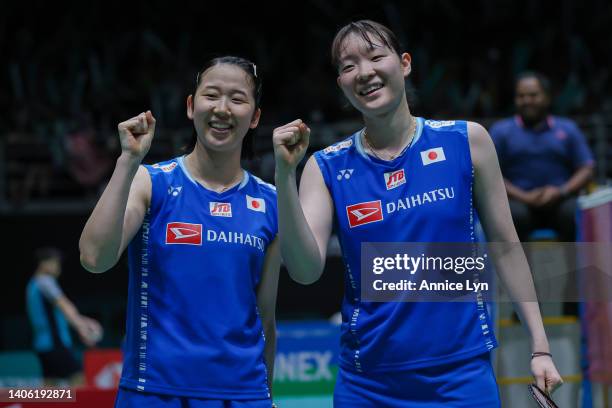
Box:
[26,275,72,352]
[314,118,497,373]
[119,156,278,399]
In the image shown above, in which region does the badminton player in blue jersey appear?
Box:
[273,21,562,407]
[80,56,279,408]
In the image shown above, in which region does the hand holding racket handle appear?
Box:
[530,351,563,401]
[528,383,559,408]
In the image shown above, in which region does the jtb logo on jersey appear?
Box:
[210,202,232,217]
[166,222,202,245]
[420,147,446,166]
[346,201,383,228]
[384,169,406,190]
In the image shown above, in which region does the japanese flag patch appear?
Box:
[246,195,266,213]
[420,147,446,166]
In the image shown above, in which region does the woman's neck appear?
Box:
[363,99,415,151]
[185,143,244,192]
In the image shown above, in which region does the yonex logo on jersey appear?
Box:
[168,186,182,197]
[246,195,266,213]
[337,169,354,181]
[153,162,178,172]
[346,201,383,228]
[166,222,202,245]
[420,147,446,166]
[384,169,406,190]
[210,202,232,217]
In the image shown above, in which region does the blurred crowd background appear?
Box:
[2,0,611,352]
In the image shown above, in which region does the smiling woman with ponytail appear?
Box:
[80,55,279,408]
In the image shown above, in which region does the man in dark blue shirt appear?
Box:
[490,71,594,315]
[490,71,594,241]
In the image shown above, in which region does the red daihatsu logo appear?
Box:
[346,201,383,228]
[166,222,202,245]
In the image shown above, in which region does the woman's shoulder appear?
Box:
[246,172,277,198]
[146,156,182,175]
[419,119,473,143]
[421,119,472,139]
[318,133,357,158]
[422,118,462,129]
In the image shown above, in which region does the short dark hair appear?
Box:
[331,20,402,70]
[186,56,262,159]
[515,71,551,96]
[35,247,62,263]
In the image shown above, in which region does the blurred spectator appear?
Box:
[2,2,611,204]
[64,120,113,196]
[490,71,594,242]
[26,247,102,385]
[490,71,595,315]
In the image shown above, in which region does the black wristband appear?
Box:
[531,351,552,360]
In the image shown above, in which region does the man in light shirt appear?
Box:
[26,247,102,385]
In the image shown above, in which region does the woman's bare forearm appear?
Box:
[79,154,141,272]
[275,169,325,284]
